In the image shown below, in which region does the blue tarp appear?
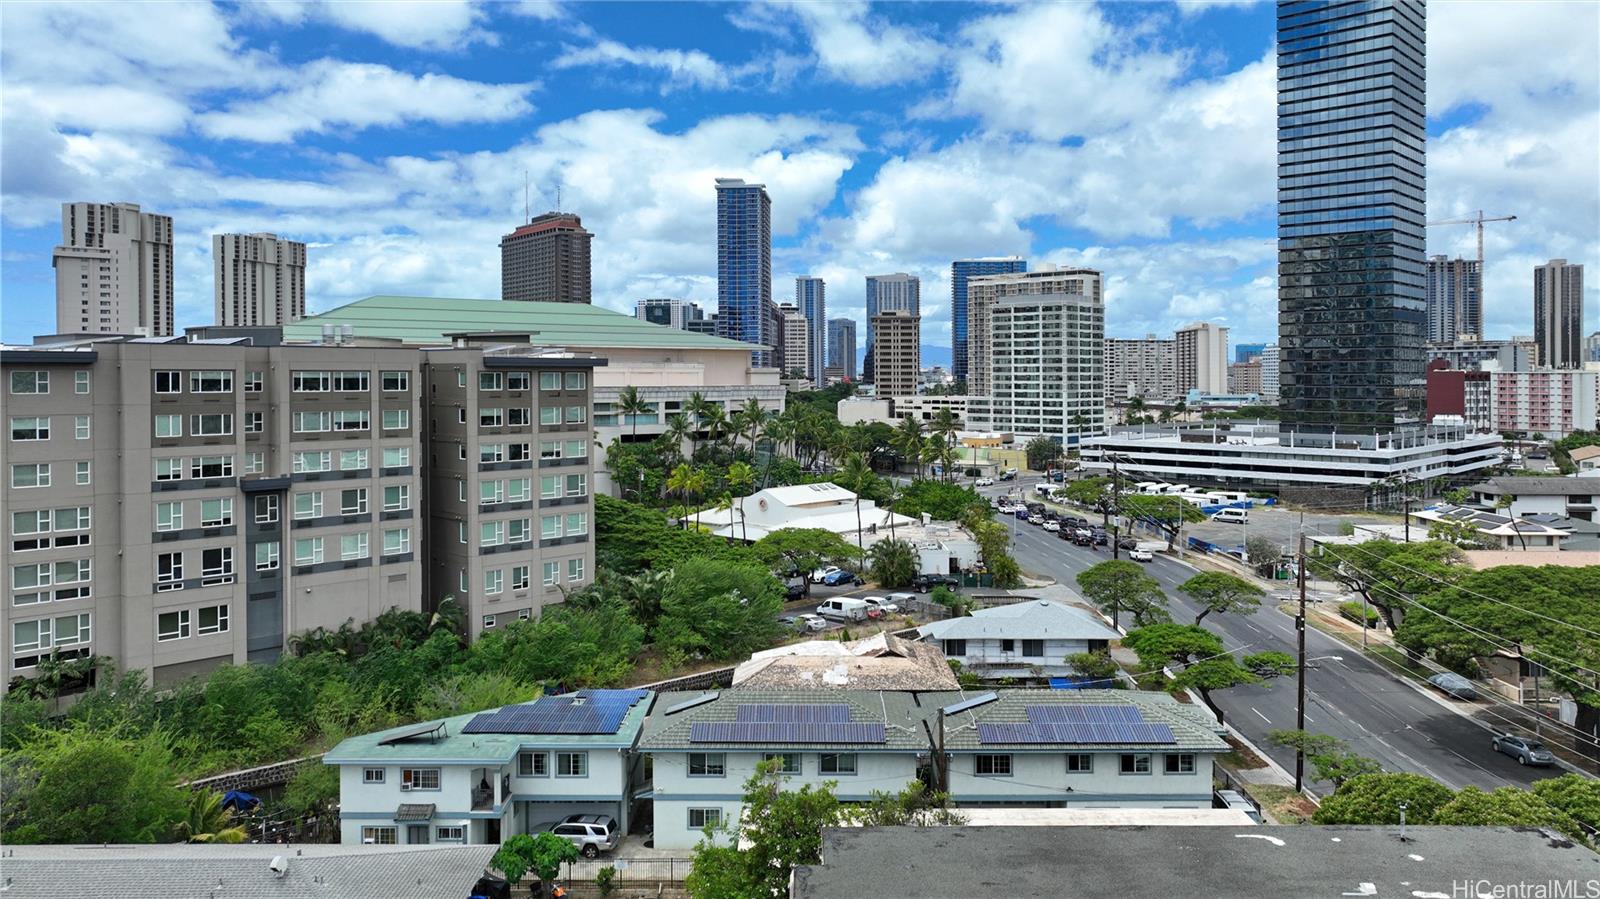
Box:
[1050,676,1113,690]
[221,790,260,812]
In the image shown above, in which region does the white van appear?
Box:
[1211,508,1249,524]
[816,597,870,622]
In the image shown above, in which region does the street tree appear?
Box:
[1065,650,1120,686]
[1268,730,1382,788]
[1025,436,1062,472]
[492,831,580,899]
[868,538,918,589]
[1062,476,1111,506]
[1178,572,1265,625]
[750,529,858,596]
[1122,624,1291,723]
[1433,786,1588,844]
[1311,773,1456,826]
[960,506,1022,588]
[1119,494,1205,550]
[1532,774,1600,831]
[1245,536,1282,576]
[654,559,785,663]
[1308,538,1467,636]
[1075,560,1168,629]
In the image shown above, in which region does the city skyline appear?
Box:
[1,2,1596,351]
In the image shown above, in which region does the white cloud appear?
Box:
[195,61,536,143]
[250,0,495,50]
[552,40,738,91]
[729,1,942,87]
[1174,0,1263,17]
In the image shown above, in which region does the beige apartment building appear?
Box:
[2,330,598,689]
[1175,322,1230,396]
[214,233,307,327]
[869,310,921,399]
[1105,335,1176,404]
[53,202,175,337]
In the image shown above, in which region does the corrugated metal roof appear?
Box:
[918,600,1122,642]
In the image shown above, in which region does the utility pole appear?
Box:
[1110,454,1122,561]
[1295,532,1308,793]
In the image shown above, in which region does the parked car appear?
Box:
[1211,508,1249,524]
[860,596,899,614]
[817,597,871,622]
[1042,520,1061,532]
[784,580,807,600]
[796,612,828,632]
[1028,514,1045,525]
[822,568,863,587]
[1213,790,1262,824]
[1128,549,1154,562]
[1117,537,1139,551]
[536,815,620,858]
[1056,526,1075,542]
[1427,671,1478,700]
[999,469,1018,481]
[1528,450,1550,460]
[1050,470,1067,483]
[913,573,960,592]
[1014,508,1030,521]
[886,592,917,607]
[1492,734,1554,766]
[975,476,995,487]
[810,566,842,584]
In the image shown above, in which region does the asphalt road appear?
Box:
[988,477,1561,793]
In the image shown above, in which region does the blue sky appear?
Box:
[2,0,1596,355]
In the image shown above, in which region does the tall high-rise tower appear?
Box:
[864,273,919,383]
[828,318,858,382]
[715,178,774,367]
[796,277,826,382]
[213,233,307,327]
[53,202,175,336]
[1426,255,1482,343]
[500,212,593,303]
[1175,322,1231,396]
[1277,0,1427,430]
[1534,259,1585,369]
[951,257,1026,384]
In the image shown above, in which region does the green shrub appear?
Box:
[1339,601,1380,626]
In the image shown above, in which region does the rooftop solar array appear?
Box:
[736,704,850,723]
[978,721,1176,745]
[690,722,887,744]
[463,689,649,735]
[1025,705,1142,724]
[664,692,720,715]
[940,693,1000,717]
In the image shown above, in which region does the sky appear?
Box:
[2,0,1597,357]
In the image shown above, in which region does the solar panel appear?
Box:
[977,721,1175,745]
[941,692,1000,716]
[1026,705,1142,724]
[664,692,720,715]
[376,720,447,746]
[690,722,887,744]
[736,704,850,723]
[463,690,649,735]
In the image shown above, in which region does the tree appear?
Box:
[838,452,874,569]
[893,479,986,522]
[961,506,1021,588]
[654,558,785,662]
[1063,476,1112,506]
[930,585,972,617]
[1123,623,1291,724]
[727,461,757,542]
[1311,772,1456,825]
[1065,650,1120,686]
[686,760,844,899]
[1025,436,1062,472]
[1426,517,1490,548]
[1119,494,1205,550]
[1433,786,1587,843]
[175,789,247,843]
[1178,572,1264,625]
[615,385,649,443]
[1075,560,1168,629]
[751,529,859,595]
[1309,539,1468,636]
[893,416,926,479]
[1532,774,1600,830]
[1268,730,1382,788]
[1245,536,1282,577]
[493,831,580,898]
[278,760,340,840]
[848,781,965,826]
[2,725,189,844]
[869,539,918,588]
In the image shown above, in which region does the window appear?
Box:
[201,498,232,527]
[294,450,336,474]
[484,569,503,595]
[458,522,467,544]
[539,406,561,425]
[511,565,530,590]
[382,447,410,468]
[383,485,411,512]
[543,561,559,587]
[509,443,531,462]
[688,753,726,777]
[480,443,506,463]
[363,767,385,784]
[508,478,531,502]
[457,370,467,388]
[10,463,50,488]
[156,502,184,532]
[383,528,411,555]
[293,411,330,433]
[75,462,91,485]
[198,604,229,635]
[244,452,264,474]
[481,480,506,504]
[53,613,91,647]
[191,455,233,478]
[480,521,505,547]
[382,409,409,430]
[243,371,263,392]
[340,488,369,515]
[381,371,410,391]
[189,413,232,436]
[1120,754,1151,775]
[819,753,857,775]
[1000,639,1015,654]
[556,752,588,777]
[482,614,496,629]
[688,808,722,830]
[457,481,467,503]
[1165,754,1196,775]
[565,473,587,497]
[156,552,184,589]
[508,407,532,426]
[459,569,469,593]
[294,492,323,520]
[563,440,585,459]
[10,371,47,394]
[508,518,531,544]
[565,405,586,424]
[74,415,91,439]
[71,370,90,394]
[12,417,50,441]
[1022,639,1045,658]
[255,495,279,524]
[189,370,232,393]
[567,558,584,582]
[340,533,369,560]
[942,639,967,657]
[255,542,280,571]
[158,609,191,641]
[457,408,466,425]
[154,458,182,481]
[763,753,802,775]
[565,512,588,537]
[293,371,331,392]
[541,515,561,539]
[1066,754,1094,773]
[332,371,369,392]
[540,475,560,499]
[518,751,548,777]
[154,370,182,394]
[975,754,1012,776]
[201,547,233,581]
[480,408,504,428]
[332,410,369,431]
[479,372,504,391]
[565,372,586,390]
[539,440,562,460]
[518,608,532,621]
[400,768,440,790]
[506,372,530,391]
[539,372,560,390]
[294,537,324,566]
[12,618,51,653]
[435,825,464,842]
[243,411,263,433]
[340,449,369,471]
[361,827,398,845]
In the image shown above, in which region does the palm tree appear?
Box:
[714,492,736,542]
[1126,395,1146,425]
[727,461,756,542]
[428,596,465,637]
[868,538,918,589]
[686,467,711,532]
[893,416,925,479]
[922,434,945,482]
[667,463,696,529]
[615,386,649,443]
[736,398,768,454]
[175,790,248,844]
[839,452,874,571]
[686,391,711,458]
[759,416,791,486]
[930,407,960,445]
[701,404,730,455]
[883,482,903,540]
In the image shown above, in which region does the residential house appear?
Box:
[1408,505,1570,551]
[1467,476,1600,523]
[690,482,915,544]
[731,633,959,691]
[917,600,1120,681]
[323,689,651,846]
[1571,445,1600,473]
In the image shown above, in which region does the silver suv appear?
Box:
[537,814,620,857]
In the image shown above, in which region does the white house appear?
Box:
[690,482,917,543]
[917,600,1121,681]
[1468,476,1600,523]
[637,687,1227,850]
[322,689,651,846]
[1408,505,1570,551]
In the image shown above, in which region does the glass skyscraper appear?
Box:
[951,257,1026,384]
[715,178,773,367]
[796,276,826,382]
[1277,0,1427,431]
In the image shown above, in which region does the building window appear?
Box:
[518,751,549,777]
[340,488,369,516]
[9,371,47,394]
[539,406,560,425]
[435,826,464,842]
[200,498,233,528]
[12,417,51,441]
[564,512,588,537]
[332,410,369,431]
[381,371,410,392]
[556,752,588,777]
[1021,639,1045,657]
[484,569,503,595]
[10,463,50,488]
[255,542,280,571]
[819,753,857,775]
[293,371,331,392]
[518,608,532,621]
[1165,754,1196,775]
[511,565,530,590]
[975,754,1012,777]
[479,372,504,391]
[566,405,586,424]
[363,767,385,784]
[294,492,323,520]
[481,480,506,505]
[688,753,726,777]
[201,547,233,581]
[942,639,967,657]
[541,515,560,540]
[292,411,331,433]
[540,475,560,499]
[482,614,496,629]
[383,485,410,511]
[1066,754,1094,773]
[567,558,584,582]
[564,440,585,459]
[12,618,51,654]
[507,478,531,502]
[291,451,330,474]
[382,409,409,430]
[157,609,191,641]
[191,455,233,479]
[74,415,91,440]
[539,372,560,390]
[74,461,90,486]
[1120,754,1151,775]
[294,537,324,566]
[332,371,369,392]
[189,414,233,437]
[243,371,263,392]
[507,372,530,390]
[244,411,263,433]
[383,447,410,468]
[361,826,398,845]
[564,372,586,390]
[565,473,587,497]
[542,561,559,587]
[154,458,182,481]
[74,370,90,394]
[156,552,184,589]
[340,533,369,560]
[480,521,505,547]
[508,518,531,544]
[687,808,722,830]
[383,528,411,555]
[507,407,531,427]
[340,449,369,471]
[197,604,229,635]
[480,408,504,428]
[156,501,184,532]
[189,370,233,393]
[400,768,440,790]
[154,370,182,394]
[254,494,279,524]
[762,753,802,775]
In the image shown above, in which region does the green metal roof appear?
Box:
[321,697,654,765]
[930,689,1230,753]
[286,295,760,351]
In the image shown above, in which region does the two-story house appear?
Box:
[917,600,1120,681]
[323,689,651,847]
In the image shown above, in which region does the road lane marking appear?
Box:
[1252,707,1271,723]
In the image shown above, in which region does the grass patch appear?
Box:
[1220,733,1269,770]
[1246,783,1318,824]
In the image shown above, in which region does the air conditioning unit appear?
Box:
[400,783,413,792]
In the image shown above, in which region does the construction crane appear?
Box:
[1425,209,1517,303]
